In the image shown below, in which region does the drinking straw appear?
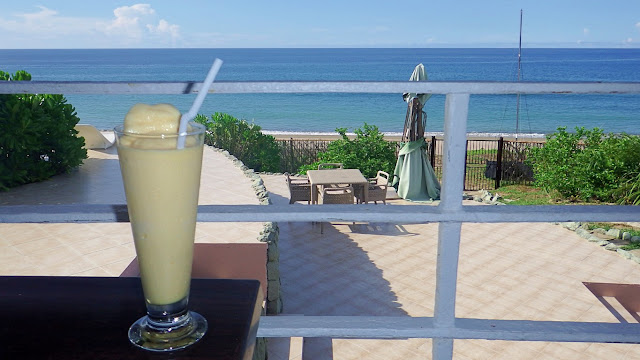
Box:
[177,58,223,149]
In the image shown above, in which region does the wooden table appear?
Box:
[307,169,368,204]
[0,276,262,360]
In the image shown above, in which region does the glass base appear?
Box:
[128,311,207,352]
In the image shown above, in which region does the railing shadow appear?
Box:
[264,187,412,359]
[348,222,418,236]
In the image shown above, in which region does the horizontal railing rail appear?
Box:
[256,316,640,343]
[2,80,639,359]
[1,204,639,224]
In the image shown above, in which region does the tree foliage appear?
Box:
[195,112,280,172]
[527,127,640,203]
[298,123,397,178]
[0,70,86,191]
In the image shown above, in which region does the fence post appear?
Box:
[289,138,294,173]
[430,136,436,166]
[495,137,504,189]
[463,140,469,191]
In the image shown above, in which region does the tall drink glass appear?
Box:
[115,120,207,351]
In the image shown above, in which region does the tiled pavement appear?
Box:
[261,174,640,360]
[1,143,639,359]
[0,143,263,277]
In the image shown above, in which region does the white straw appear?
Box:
[177,58,223,149]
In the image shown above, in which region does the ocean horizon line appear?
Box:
[5,46,639,51]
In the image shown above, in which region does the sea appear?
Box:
[2,48,639,137]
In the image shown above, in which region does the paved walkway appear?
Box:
[0,144,262,277]
[1,144,639,359]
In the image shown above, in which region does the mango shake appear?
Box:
[116,103,204,306]
[122,56,220,352]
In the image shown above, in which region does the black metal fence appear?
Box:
[276,139,333,174]
[275,137,545,191]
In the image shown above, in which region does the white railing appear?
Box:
[2,81,640,360]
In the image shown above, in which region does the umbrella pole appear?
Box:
[402,97,427,142]
[416,101,425,140]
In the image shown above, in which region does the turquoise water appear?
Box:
[2,48,639,136]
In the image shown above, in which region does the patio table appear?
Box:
[0,276,261,360]
[307,169,368,204]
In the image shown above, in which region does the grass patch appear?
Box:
[495,184,631,206]
[467,149,498,156]
[494,185,564,205]
[466,149,498,163]
[621,242,640,251]
[585,222,640,237]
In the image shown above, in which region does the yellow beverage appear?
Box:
[118,142,203,305]
[116,103,204,306]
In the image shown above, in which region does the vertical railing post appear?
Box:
[495,137,504,189]
[439,93,469,211]
[433,93,469,360]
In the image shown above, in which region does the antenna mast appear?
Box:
[516,9,523,140]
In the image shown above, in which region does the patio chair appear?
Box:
[318,163,343,170]
[320,185,354,233]
[285,172,311,204]
[355,171,389,204]
[322,185,354,204]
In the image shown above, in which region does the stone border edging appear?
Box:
[472,189,506,205]
[558,222,640,265]
[210,148,282,360]
[210,148,283,315]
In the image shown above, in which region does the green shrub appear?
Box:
[0,70,86,191]
[527,127,640,202]
[298,123,397,178]
[195,112,280,172]
[611,172,640,205]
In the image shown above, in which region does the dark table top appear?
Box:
[0,276,262,360]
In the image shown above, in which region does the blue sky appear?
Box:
[1,1,639,48]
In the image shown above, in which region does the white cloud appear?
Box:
[0,4,181,48]
[19,5,58,21]
[116,3,155,18]
[583,28,589,35]
[147,19,180,44]
[636,22,640,31]
[101,4,154,40]
[100,4,180,45]
[0,5,96,37]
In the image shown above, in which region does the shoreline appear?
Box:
[99,129,548,142]
[99,129,547,142]
[265,131,548,142]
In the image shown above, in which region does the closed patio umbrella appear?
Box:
[402,63,431,142]
[392,63,441,201]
